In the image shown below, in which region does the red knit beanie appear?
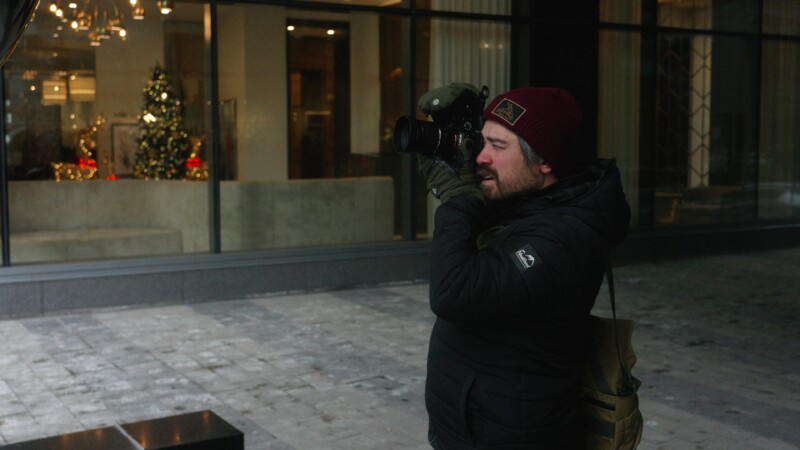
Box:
[483,87,582,176]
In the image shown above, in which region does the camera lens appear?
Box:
[392,116,443,156]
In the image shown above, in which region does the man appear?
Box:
[419,87,631,449]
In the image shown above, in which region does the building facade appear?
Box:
[1,0,799,316]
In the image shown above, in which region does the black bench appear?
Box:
[2,410,243,450]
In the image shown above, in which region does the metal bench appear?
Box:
[2,410,243,450]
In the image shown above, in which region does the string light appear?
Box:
[52,115,105,182]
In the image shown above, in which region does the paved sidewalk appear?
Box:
[0,247,798,449]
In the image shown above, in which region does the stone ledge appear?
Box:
[5,228,183,263]
[9,178,395,255]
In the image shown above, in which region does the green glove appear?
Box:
[417,154,484,203]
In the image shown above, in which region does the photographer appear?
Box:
[415,86,631,449]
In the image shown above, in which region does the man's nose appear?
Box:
[476,145,490,165]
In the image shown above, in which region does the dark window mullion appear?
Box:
[638,0,658,226]
[0,67,10,266]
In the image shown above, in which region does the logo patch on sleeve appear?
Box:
[511,244,542,273]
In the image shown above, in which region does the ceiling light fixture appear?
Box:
[47,0,163,45]
[132,3,144,19]
[158,0,173,14]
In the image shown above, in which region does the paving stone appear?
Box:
[0,248,799,448]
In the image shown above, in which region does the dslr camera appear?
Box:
[393,83,489,167]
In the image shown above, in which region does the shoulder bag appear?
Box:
[580,264,644,450]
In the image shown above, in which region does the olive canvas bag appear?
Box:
[580,264,644,450]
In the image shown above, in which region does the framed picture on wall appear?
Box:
[111,124,140,176]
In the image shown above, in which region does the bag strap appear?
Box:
[606,261,635,396]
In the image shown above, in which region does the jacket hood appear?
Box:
[484,158,631,248]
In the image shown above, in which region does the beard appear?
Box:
[477,165,543,200]
[477,167,505,200]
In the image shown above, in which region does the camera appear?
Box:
[393,83,489,167]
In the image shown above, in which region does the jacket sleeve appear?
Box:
[429,196,592,324]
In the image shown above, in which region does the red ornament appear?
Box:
[186,157,202,168]
[78,157,97,169]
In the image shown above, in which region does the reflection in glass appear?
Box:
[421,0,511,14]
[654,34,758,225]
[763,0,800,36]
[759,40,800,219]
[291,0,408,7]
[287,20,350,179]
[658,0,760,33]
[421,12,510,234]
[3,0,209,264]
[658,0,713,30]
[600,0,641,24]
[216,6,405,251]
[428,17,510,102]
[598,30,640,223]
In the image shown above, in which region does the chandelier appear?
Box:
[46,0,174,46]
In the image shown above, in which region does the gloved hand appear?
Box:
[417,153,484,203]
[413,82,488,203]
[418,82,483,116]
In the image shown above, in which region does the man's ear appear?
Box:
[538,163,559,186]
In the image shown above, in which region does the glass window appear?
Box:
[420,0,511,15]
[654,33,759,225]
[292,0,409,7]
[600,0,641,24]
[4,0,209,264]
[658,0,760,32]
[427,18,510,100]
[763,0,800,36]
[216,5,411,251]
[758,39,800,219]
[215,3,512,251]
[598,30,641,224]
[417,15,511,235]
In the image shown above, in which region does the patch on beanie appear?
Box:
[490,98,526,126]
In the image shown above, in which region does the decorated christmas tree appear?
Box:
[134,63,190,179]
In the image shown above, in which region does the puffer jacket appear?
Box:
[425,158,631,450]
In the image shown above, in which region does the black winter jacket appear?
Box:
[425,158,631,450]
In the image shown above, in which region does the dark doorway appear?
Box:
[287,20,350,179]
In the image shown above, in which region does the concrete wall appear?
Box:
[217,4,290,181]
[7,177,394,263]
